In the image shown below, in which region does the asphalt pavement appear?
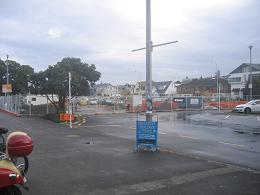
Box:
[0,109,260,195]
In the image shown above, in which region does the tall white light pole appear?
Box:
[132,0,178,121]
[249,45,253,101]
[4,55,10,110]
[69,72,72,128]
[6,55,9,85]
[146,0,153,121]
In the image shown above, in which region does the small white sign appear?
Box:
[190,98,199,105]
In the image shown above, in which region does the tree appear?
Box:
[32,57,101,113]
[0,59,34,95]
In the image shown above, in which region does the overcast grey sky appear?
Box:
[0,0,259,84]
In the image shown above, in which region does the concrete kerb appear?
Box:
[58,113,84,128]
[0,108,20,117]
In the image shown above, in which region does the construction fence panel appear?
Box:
[0,94,22,115]
[136,95,260,112]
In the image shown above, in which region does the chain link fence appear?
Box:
[125,95,260,112]
[0,94,22,115]
[1,94,260,116]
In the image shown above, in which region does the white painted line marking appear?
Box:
[82,124,121,128]
[97,124,121,127]
[106,122,116,124]
[225,115,230,119]
[257,116,260,121]
[218,141,245,147]
[179,135,199,140]
[87,167,240,195]
[159,132,167,135]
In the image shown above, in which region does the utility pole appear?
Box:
[69,72,72,128]
[5,55,10,110]
[218,83,221,113]
[146,0,153,121]
[132,0,178,121]
[29,86,31,116]
[249,45,253,101]
[6,55,9,85]
[215,64,220,112]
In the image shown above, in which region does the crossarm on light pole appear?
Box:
[132,40,178,52]
[132,47,147,52]
[153,41,178,48]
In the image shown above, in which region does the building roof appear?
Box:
[135,81,173,95]
[229,63,260,74]
[178,78,227,88]
[154,81,172,94]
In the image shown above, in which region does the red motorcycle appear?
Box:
[0,128,33,195]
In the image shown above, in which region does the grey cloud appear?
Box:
[0,0,260,84]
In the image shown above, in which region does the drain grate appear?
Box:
[84,138,94,145]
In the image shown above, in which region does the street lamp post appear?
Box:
[69,72,72,128]
[146,0,153,121]
[6,55,9,85]
[4,55,10,110]
[249,45,253,101]
[132,0,178,121]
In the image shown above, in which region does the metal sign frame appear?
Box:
[136,114,158,152]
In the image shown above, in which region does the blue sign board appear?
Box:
[136,120,158,151]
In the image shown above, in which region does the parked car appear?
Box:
[79,99,88,106]
[89,99,98,105]
[234,100,260,113]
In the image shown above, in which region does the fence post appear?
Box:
[46,98,49,114]
[201,96,204,110]
[18,94,21,114]
[171,96,173,112]
[14,95,17,113]
[8,95,10,112]
[185,96,188,110]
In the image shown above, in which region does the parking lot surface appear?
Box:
[0,109,260,195]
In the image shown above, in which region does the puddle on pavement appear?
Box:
[233,130,260,135]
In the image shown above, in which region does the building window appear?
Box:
[242,66,249,73]
[234,91,239,95]
[228,77,241,82]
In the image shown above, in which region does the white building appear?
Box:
[25,94,58,106]
[133,81,178,97]
[133,81,159,96]
[228,63,260,99]
[155,81,178,96]
[96,83,117,97]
